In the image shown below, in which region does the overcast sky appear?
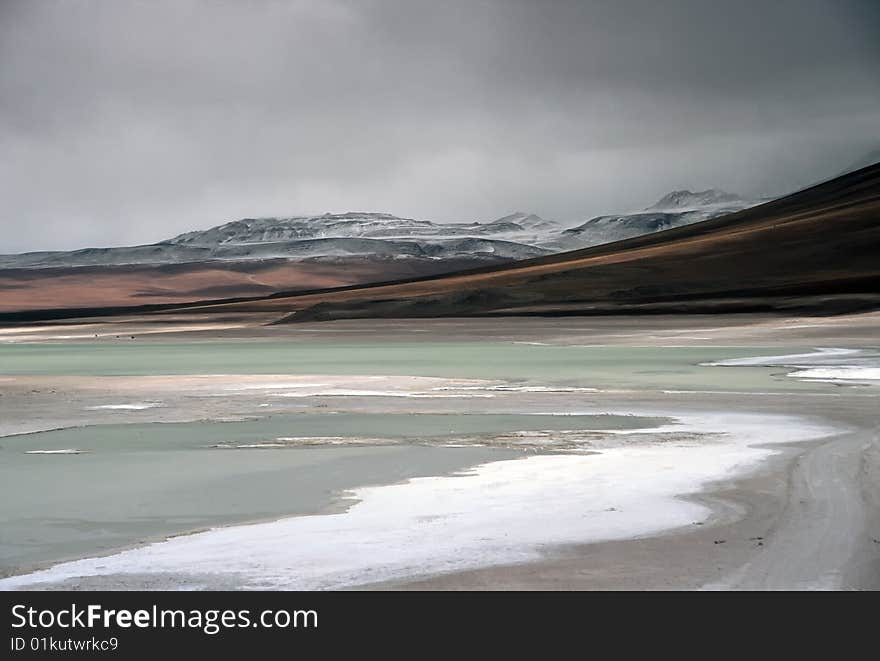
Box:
[1,0,878,252]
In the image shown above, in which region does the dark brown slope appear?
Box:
[0,255,503,316]
[183,162,880,320]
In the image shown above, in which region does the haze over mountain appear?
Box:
[2,2,877,254]
[836,147,880,177]
[648,189,746,210]
[550,190,762,250]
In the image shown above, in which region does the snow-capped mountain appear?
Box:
[553,189,762,250]
[484,211,559,232]
[648,189,745,210]
[0,193,760,271]
[0,212,556,269]
[0,194,773,313]
[167,211,561,246]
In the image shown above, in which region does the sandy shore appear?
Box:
[0,311,877,590]
[380,397,880,590]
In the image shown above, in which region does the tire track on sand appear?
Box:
[707,426,880,589]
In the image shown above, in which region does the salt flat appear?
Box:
[1,313,878,590]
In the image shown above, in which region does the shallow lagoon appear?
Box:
[0,338,865,581]
[0,412,663,574]
[0,340,834,392]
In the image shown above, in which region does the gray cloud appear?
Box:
[1,0,878,252]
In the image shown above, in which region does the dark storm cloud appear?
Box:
[1,0,878,252]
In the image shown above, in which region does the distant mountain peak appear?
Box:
[648,189,743,210]
[162,210,562,248]
[487,212,559,231]
[316,211,412,221]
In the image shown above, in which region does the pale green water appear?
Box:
[0,413,660,453]
[0,412,660,574]
[0,341,825,392]
[0,339,843,577]
[0,444,516,575]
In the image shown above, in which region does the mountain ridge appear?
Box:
[0,186,792,315]
[178,162,880,321]
[165,211,561,246]
[648,189,744,210]
[553,188,759,250]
